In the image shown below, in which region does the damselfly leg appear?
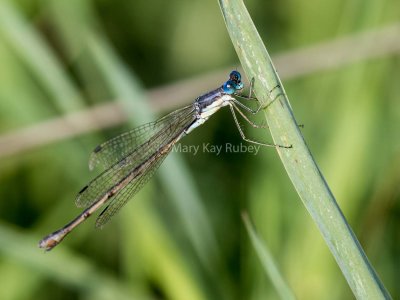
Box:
[38,70,292,252]
[228,103,291,149]
[234,78,284,112]
[228,77,291,148]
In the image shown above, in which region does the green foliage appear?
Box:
[219,0,391,298]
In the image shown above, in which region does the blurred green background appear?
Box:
[0,0,399,299]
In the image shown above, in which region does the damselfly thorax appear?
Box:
[39,71,290,251]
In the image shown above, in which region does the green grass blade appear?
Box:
[242,212,296,300]
[0,1,83,113]
[218,1,392,299]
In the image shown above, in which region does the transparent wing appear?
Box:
[89,104,196,171]
[76,104,196,209]
[95,146,170,228]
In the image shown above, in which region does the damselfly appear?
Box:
[39,71,290,251]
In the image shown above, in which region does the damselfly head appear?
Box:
[223,79,243,94]
[229,70,241,82]
[228,70,244,91]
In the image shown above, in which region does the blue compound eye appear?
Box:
[223,80,244,94]
[229,70,241,82]
[223,80,236,94]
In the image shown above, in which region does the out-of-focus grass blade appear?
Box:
[0,1,83,112]
[218,0,392,299]
[0,1,96,171]
[0,223,152,300]
[85,31,219,272]
[0,42,53,128]
[242,212,296,300]
[121,193,208,300]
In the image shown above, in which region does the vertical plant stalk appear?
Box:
[242,212,296,300]
[218,1,391,299]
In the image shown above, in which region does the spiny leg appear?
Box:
[260,83,286,110]
[228,104,292,149]
[232,100,304,130]
[231,102,268,129]
[231,98,261,115]
[231,76,278,114]
[235,77,258,101]
[235,77,285,110]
